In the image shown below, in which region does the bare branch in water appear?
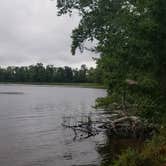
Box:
[61,111,157,141]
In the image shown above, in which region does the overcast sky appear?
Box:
[0,0,97,68]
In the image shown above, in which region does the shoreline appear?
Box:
[0,82,106,89]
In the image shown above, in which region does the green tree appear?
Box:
[56,0,166,123]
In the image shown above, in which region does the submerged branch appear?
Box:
[62,110,156,140]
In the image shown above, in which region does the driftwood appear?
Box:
[61,109,156,140]
[62,115,99,140]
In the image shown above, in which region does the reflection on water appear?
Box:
[0,84,106,166]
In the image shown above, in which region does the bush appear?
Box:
[112,128,166,166]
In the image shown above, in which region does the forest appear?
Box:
[56,0,166,165]
[0,63,102,83]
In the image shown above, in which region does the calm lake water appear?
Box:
[0,84,106,166]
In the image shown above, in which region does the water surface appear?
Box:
[0,84,106,166]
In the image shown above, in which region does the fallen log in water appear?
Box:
[61,110,157,140]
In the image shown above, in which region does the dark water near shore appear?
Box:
[0,84,106,166]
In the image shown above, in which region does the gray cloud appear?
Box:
[0,0,97,68]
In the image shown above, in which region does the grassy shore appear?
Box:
[0,82,106,89]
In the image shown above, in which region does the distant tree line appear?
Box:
[0,63,103,83]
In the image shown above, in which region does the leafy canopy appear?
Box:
[57,0,166,123]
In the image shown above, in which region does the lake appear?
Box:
[0,84,106,166]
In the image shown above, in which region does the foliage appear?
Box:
[112,149,141,166]
[112,127,166,166]
[56,0,166,123]
[56,0,166,165]
[0,63,102,84]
